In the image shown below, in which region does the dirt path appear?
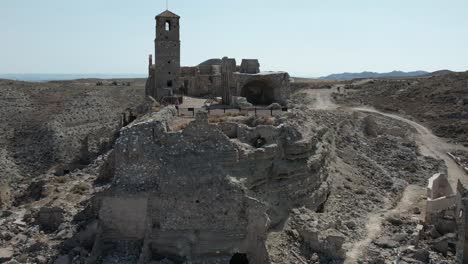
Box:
[305,88,468,263]
[307,87,339,110]
[345,185,426,263]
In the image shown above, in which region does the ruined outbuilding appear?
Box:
[426,173,456,225]
[146,10,290,105]
[424,174,468,263]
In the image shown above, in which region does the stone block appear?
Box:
[0,247,13,263]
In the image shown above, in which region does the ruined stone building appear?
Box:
[92,108,333,263]
[146,10,290,105]
[424,174,468,263]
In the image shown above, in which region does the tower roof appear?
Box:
[156,10,180,19]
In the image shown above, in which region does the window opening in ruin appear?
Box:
[168,60,171,64]
[167,80,173,87]
[252,136,266,148]
[460,209,464,218]
[168,72,171,75]
[165,21,171,31]
[230,253,249,264]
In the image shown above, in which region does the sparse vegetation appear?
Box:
[70,182,89,195]
[245,115,276,127]
[208,111,248,123]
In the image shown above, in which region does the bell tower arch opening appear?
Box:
[241,80,274,105]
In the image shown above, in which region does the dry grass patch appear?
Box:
[71,182,89,195]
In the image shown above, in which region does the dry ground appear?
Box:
[1,76,467,264]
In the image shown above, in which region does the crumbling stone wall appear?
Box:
[180,65,222,97]
[235,72,291,105]
[94,108,333,263]
[240,59,260,74]
[180,66,198,95]
[221,57,237,105]
[426,173,456,224]
[178,59,290,105]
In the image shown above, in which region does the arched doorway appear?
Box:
[230,253,249,264]
[241,80,274,105]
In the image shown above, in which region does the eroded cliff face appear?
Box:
[92,108,334,263]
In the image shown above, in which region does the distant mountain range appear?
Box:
[1,70,456,82]
[319,71,430,80]
[0,73,146,82]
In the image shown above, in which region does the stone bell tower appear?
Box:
[153,10,181,100]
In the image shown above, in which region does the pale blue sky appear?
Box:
[1,0,467,77]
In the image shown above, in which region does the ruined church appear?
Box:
[145,10,291,105]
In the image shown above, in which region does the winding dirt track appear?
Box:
[306,88,468,263]
[352,107,468,188]
[307,88,468,187]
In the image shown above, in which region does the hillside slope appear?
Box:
[334,72,468,145]
[0,79,145,193]
[320,71,429,80]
